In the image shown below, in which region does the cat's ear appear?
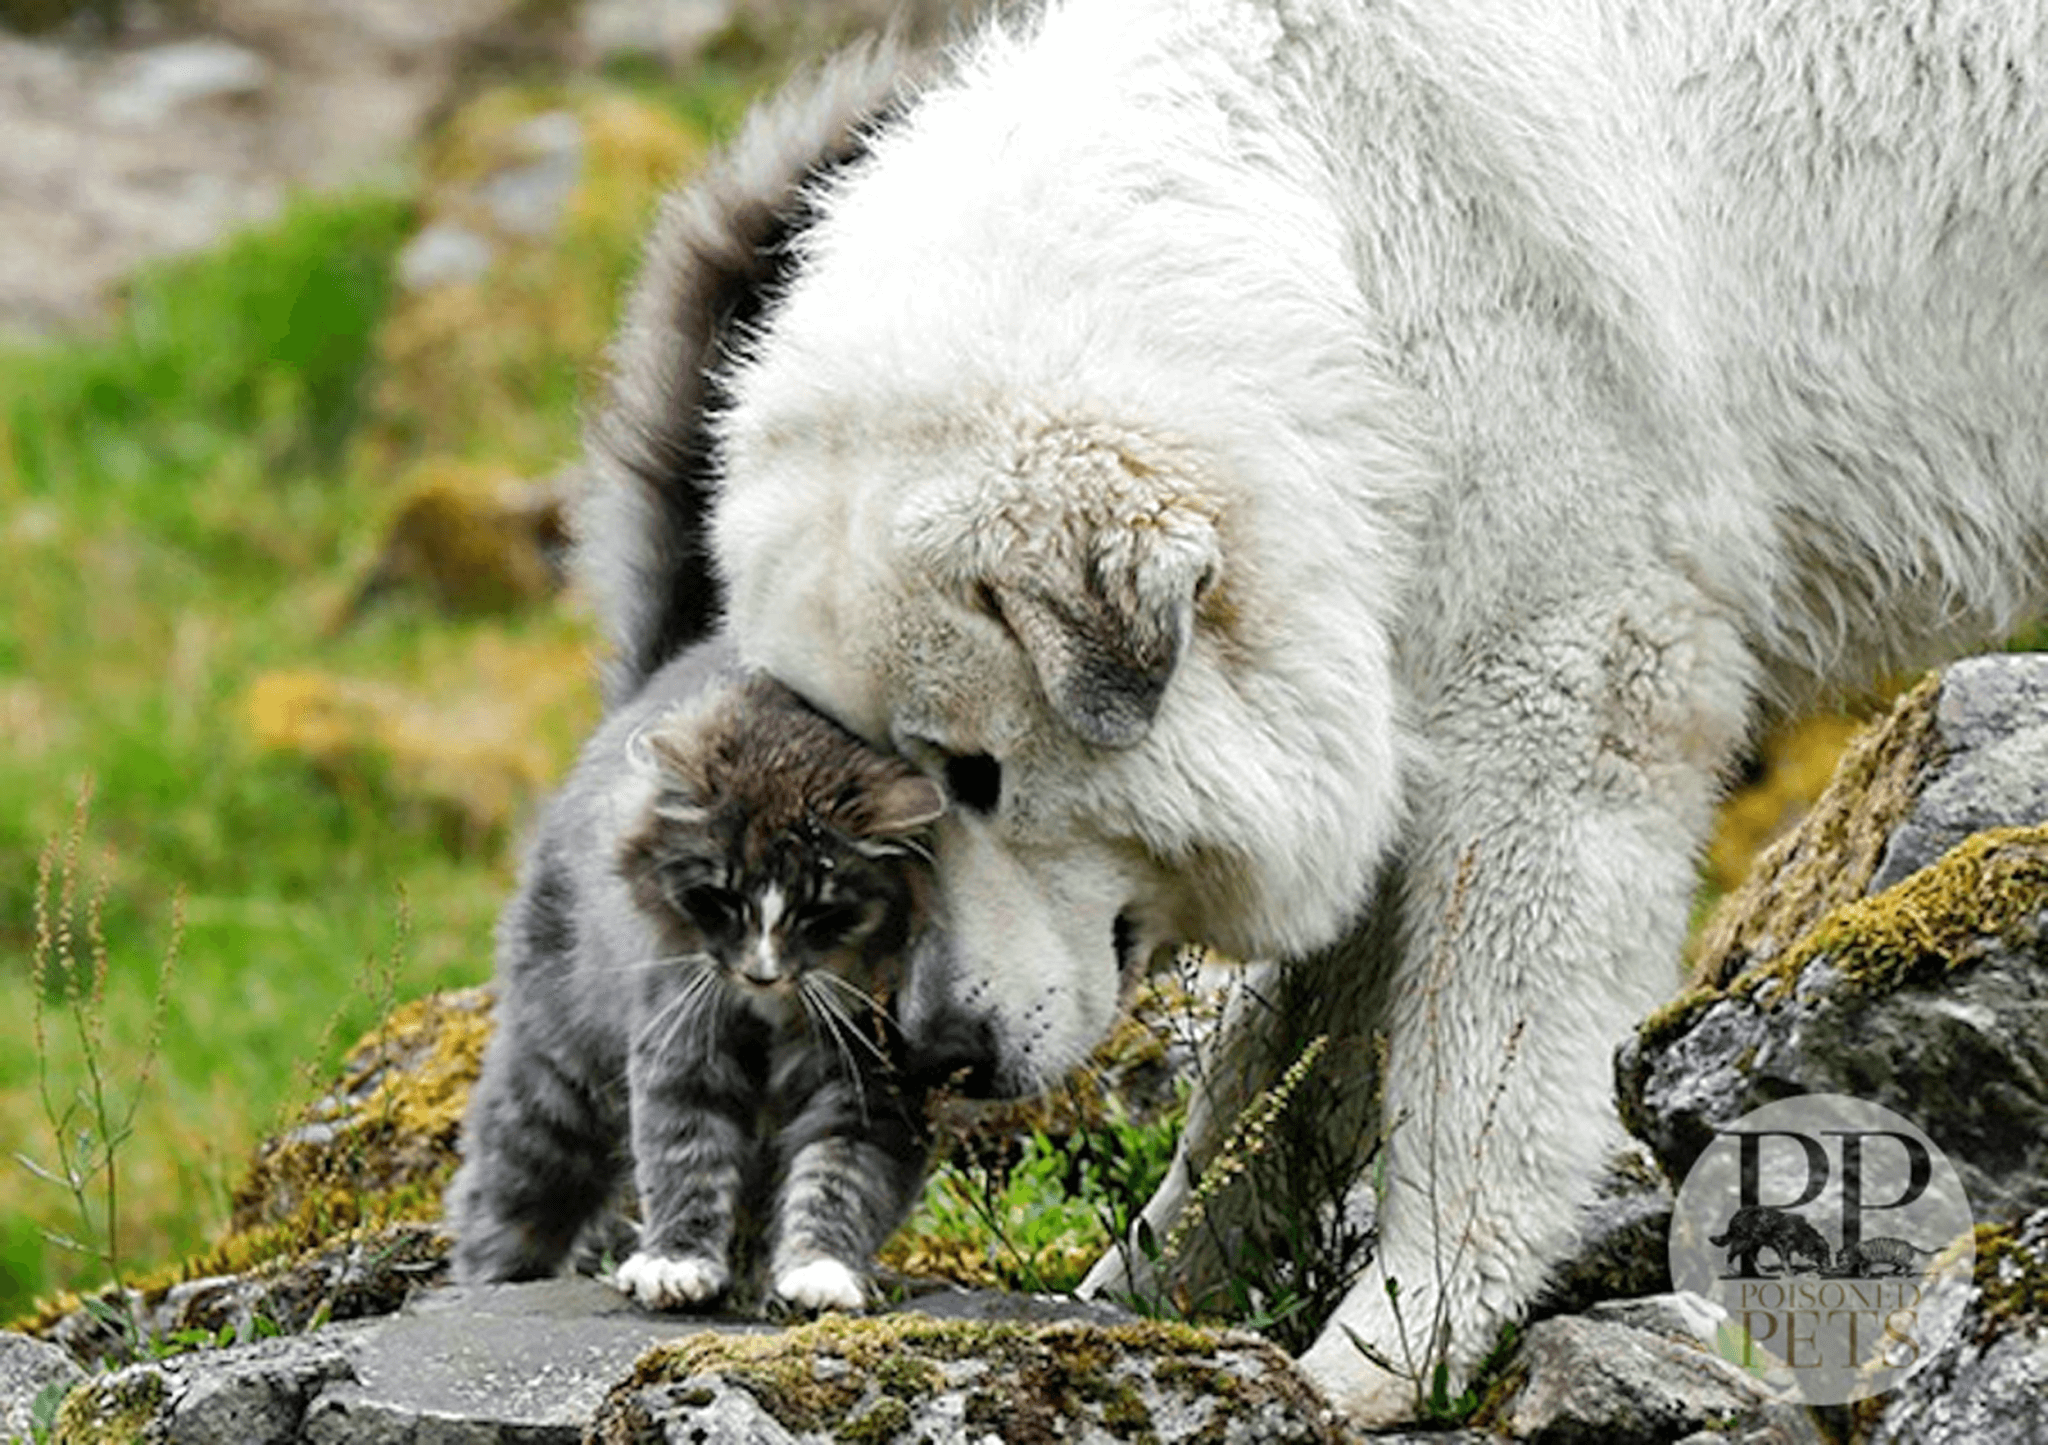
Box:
[869,773,945,835]
[626,718,708,815]
[625,720,664,774]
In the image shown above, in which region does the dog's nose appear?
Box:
[1113,911,1142,980]
[903,1015,1004,1096]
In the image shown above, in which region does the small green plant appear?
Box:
[26,1375,71,1443]
[904,1099,1183,1295]
[1116,1025,1382,1351]
[16,780,181,1361]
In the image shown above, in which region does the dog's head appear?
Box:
[714,386,1413,1095]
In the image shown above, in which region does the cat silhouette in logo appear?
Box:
[1832,1237,1939,1279]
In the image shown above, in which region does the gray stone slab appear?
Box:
[314,1277,764,1438]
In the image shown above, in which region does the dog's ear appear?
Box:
[987,503,1220,749]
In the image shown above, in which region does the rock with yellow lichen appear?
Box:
[592,1311,1348,1445]
[1619,654,2048,1218]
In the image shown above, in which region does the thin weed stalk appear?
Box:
[1354,842,1525,1422]
[19,779,183,1359]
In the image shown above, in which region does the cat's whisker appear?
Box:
[600,950,710,976]
[805,978,889,1066]
[630,989,689,1056]
[799,985,873,1124]
[624,955,717,1053]
[807,968,892,1019]
[635,966,721,1058]
[675,968,728,1057]
[810,974,909,1060]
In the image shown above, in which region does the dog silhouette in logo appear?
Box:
[1710,1205,1832,1276]
[1831,1237,1939,1279]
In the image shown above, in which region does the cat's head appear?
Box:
[619,675,945,1005]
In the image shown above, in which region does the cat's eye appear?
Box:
[675,883,743,936]
[794,902,868,948]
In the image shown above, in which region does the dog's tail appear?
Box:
[575,37,925,707]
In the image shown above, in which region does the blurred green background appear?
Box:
[0,0,856,1321]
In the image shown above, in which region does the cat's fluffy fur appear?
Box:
[580,0,2048,1423]
[448,638,945,1311]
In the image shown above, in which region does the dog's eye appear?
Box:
[895,730,1003,816]
[943,752,1002,815]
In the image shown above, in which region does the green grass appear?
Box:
[0,189,542,1320]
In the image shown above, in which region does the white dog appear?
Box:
[586,0,2048,1423]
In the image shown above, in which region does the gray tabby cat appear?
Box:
[447,637,946,1312]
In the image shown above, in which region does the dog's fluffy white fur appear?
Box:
[595,0,2048,1423]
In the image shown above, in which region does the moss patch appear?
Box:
[1640,823,2048,1053]
[1693,673,1942,990]
[1973,1217,2048,1332]
[241,627,596,851]
[225,988,492,1249]
[49,1367,165,1445]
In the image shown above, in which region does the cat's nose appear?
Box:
[740,939,782,987]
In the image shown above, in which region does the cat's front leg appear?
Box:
[618,1045,753,1310]
[769,1073,930,1311]
[449,1021,623,1285]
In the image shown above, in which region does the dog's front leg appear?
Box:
[1298,601,1747,1425]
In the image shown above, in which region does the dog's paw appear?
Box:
[772,1257,867,1312]
[615,1250,728,1309]
[1298,1338,1415,1428]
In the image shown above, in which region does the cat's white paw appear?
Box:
[615,1251,728,1309]
[773,1257,867,1312]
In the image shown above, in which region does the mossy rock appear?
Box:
[228,987,492,1244]
[1643,822,2048,1055]
[1704,711,1877,899]
[48,1366,164,1445]
[1853,1210,2048,1444]
[1689,672,1943,993]
[17,991,490,1363]
[240,625,598,849]
[1620,826,2048,1211]
[595,1313,1346,1444]
[343,461,569,619]
[1971,1212,2048,1334]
